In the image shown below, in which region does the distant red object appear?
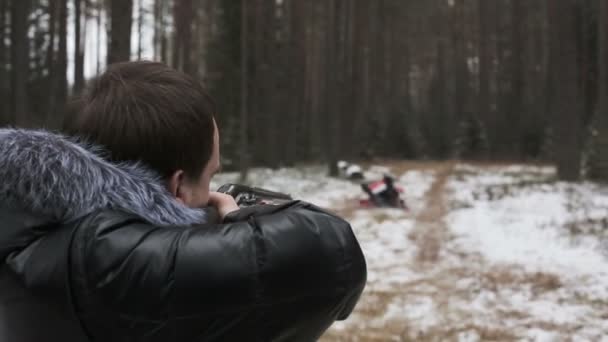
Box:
[367,181,403,194]
[360,174,407,210]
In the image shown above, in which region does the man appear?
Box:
[0,61,366,341]
[361,174,404,208]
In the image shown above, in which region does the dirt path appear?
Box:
[320,162,597,341]
[320,163,476,341]
[410,163,453,264]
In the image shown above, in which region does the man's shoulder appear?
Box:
[71,209,148,236]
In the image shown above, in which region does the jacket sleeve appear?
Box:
[69,201,366,341]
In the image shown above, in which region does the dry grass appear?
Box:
[321,161,574,342]
[322,322,519,342]
[321,266,563,341]
[319,288,411,342]
[414,324,519,341]
[480,266,562,294]
[321,266,563,342]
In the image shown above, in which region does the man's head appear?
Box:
[65,61,220,208]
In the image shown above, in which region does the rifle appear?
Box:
[217,183,293,207]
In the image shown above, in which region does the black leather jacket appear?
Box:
[0,129,367,342]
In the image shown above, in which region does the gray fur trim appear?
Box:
[0,128,205,226]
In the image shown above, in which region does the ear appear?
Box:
[168,169,188,205]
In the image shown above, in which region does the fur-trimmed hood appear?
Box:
[0,128,206,227]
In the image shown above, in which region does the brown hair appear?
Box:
[64,61,216,180]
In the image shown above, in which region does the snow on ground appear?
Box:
[445,164,608,341]
[212,162,608,341]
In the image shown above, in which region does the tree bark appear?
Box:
[478,0,491,158]
[326,0,339,177]
[452,0,469,157]
[96,0,102,73]
[173,0,194,72]
[262,0,278,168]
[550,0,584,181]
[285,0,302,164]
[107,0,133,64]
[47,0,68,128]
[153,0,161,60]
[46,0,58,125]
[591,0,608,181]
[137,0,144,60]
[11,0,30,126]
[352,0,371,158]
[239,0,249,182]
[0,0,8,125]
[160,0,168,63]
[510,0,526,156]
[73,0,86,94]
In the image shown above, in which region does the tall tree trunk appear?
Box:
[153,0,161,60]
[542,0,554,161]
[386,1,412,158]
[591,0,608,181]
[11,0,30,127]
[48,0,68,128]
[173,0,194,72]
[299,1,312,160]
[368,0,384,156]
[285,0,303,164]
[478,0,491,159]
[352,0,371,158]
[494,0,510,157]
[96,0,103,73]
[434,40,449,157]
[74,0,86,94]
[307,1,322,160]
[452,1,469,158]
[137,0,144,60]
[526,1,547,159]
[160,0,168,63]
[433,1,455,158]
[250,0,271,166]
[249,0,261,164]
[107,0,133,64]
[510,0,526,156]
[551,0,583,180]
[401,3,413,157]
[0,0,8,125]
[379,0,391,156]
[239,0,249,182]
[262,0,278,168]
[343,0,356,159]
[326,0,339,176]
[273,0,289,166]
[46,0,58,125]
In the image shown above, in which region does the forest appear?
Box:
[0,0,607,181]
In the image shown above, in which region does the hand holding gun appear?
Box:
[216,183,293,207]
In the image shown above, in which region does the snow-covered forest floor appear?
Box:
[212,161,608,341]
